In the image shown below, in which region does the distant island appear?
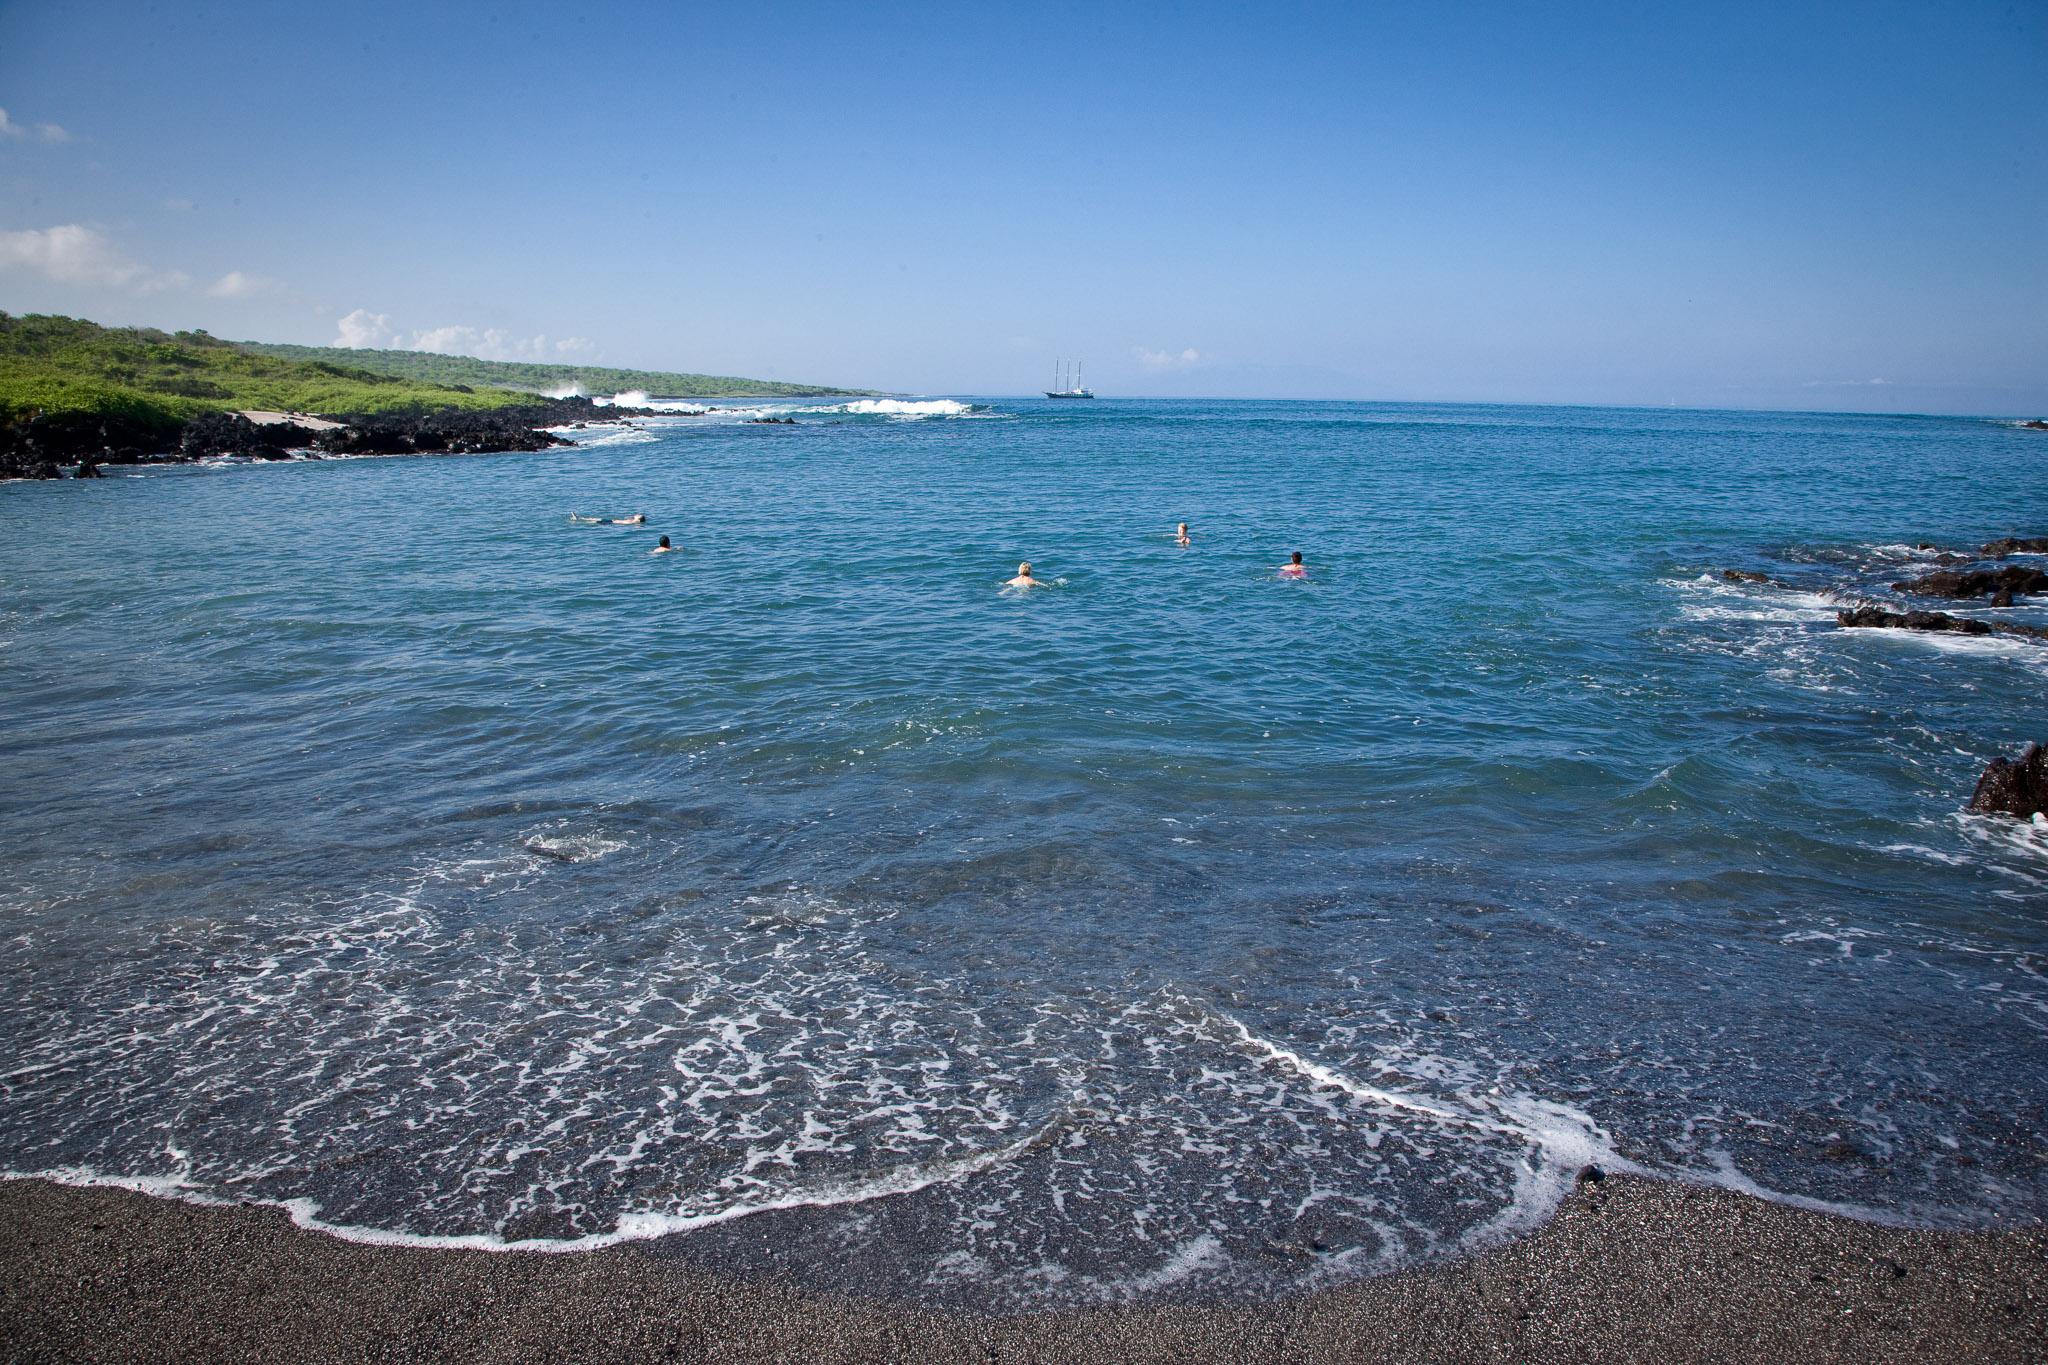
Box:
[234,343,882,401]
[0,312,875,478]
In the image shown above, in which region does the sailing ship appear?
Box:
[1045,359,1094,399]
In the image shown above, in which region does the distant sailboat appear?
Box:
[1045,359,1094,399]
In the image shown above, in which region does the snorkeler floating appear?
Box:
[570,513,647,525]
[997,542,1313,590]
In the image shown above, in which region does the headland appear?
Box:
[0,311,871,478]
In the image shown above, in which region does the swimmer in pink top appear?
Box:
[1279,551,1308,579]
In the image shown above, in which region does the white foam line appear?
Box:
[1688,1151,1920,1227]
[4,1113,1062,1255]
[1206,1004,1644,1272]
[1220,1015,1492,1129]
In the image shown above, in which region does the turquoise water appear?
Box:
[2,397,2045,1306]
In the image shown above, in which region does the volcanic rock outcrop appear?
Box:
[1970,743,2048,819]
[1837,606,1992,635]
[1891,566,2048,601]
[1983,537,2048,557]
[180,413,328,461]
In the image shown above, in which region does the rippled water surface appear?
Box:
[3,398,2045,1307]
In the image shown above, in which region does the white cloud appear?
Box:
[0,223,151,287]
[207,270,288,299]
[408,325,594,362]
[1134,346,1204,370]
[332,314,599,361]
[334,309,393,348]
[0,107,69,143]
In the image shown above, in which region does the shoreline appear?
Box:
[4,1174,2043,1362]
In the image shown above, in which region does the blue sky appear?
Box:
[2,0,2041,411]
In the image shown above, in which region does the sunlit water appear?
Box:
[2,398,2045,1307]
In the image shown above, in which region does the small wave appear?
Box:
[9,1123,1063,1256]
[556,424,659,447]
[1674,574,1841,624]
[827,399,979,417]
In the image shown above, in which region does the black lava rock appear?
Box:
[1971,743,2048,819]
[1891,566,2048,600]
[180,413,326,460]
[1983,536,2048,557]
[0,411,181,477]
[316,408,573,456]
[1837,605,1991,635]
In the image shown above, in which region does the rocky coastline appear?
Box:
[0,396,674,480]
[1714,535,2048,820]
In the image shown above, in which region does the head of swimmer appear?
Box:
[658,535,671,548]
[1018,562,1031,577]
[1291,551,1303,565]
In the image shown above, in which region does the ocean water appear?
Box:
[2,397,2045,1308]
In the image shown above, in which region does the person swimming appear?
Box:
[1279,551,1308,579]
[1004,561,1050,589]
[1176,522,1192,546]
[652,535,673,553]
[570,513,647,525]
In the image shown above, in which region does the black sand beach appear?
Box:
[3,1175,2042,1363]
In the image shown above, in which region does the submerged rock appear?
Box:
[1721,569,1774,584]
[1837,605,1991,635]
[1891,565,2048,600]
[1970,743,2048,819]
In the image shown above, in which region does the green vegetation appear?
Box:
[234,343,881,399]
[0,313,558,428]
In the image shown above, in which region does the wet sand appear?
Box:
[2,1173,2042,1363]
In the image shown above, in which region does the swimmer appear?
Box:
[1003,561,1050,589]
[570,513,648,525]
[1176,522,1192,546]
[1278,551,1308,579]
[652,535,673,553]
